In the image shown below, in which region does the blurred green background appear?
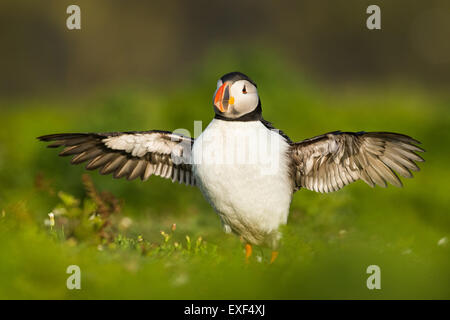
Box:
[0,1,449,299]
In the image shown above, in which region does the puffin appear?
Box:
[38,72,424,263]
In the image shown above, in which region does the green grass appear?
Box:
[0,58,449,299]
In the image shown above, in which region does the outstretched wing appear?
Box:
[290,131,424,193]
[38,130,195,185]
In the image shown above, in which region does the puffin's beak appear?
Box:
[214,83,234,112]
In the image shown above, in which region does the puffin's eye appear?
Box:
[242,85,247,94]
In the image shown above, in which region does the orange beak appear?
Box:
[214,82,227,112]
[214,82,234,112]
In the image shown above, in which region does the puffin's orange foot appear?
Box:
[245,244,252,263]
[270,251,279,264]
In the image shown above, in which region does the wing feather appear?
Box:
[290,131,424,193]
[38,131,195,185]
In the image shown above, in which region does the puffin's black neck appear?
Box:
[214,101,262,122]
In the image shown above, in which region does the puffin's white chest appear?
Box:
[192,119,293,246]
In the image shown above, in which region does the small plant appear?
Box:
[46,174,123,245]
[40,173,214,259]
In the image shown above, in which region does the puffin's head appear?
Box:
[213,72,261,120]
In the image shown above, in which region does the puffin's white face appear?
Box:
[213,79,259,119]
